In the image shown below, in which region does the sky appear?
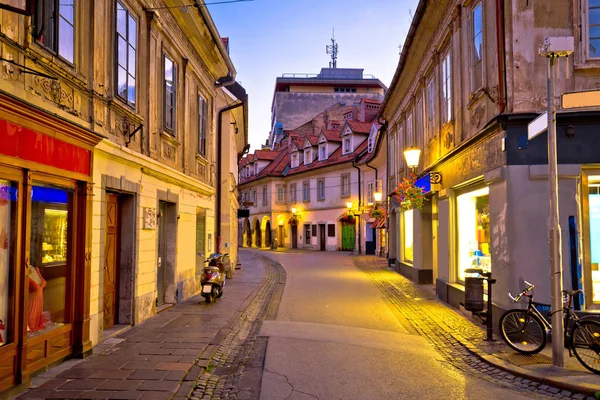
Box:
[207,0,419,152]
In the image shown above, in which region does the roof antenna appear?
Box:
[326,28,338,69]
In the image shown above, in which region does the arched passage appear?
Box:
[254,219,261,248]
[265,221,272,248]
[242,218,251,248]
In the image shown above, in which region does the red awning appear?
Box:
[371,218,386,229]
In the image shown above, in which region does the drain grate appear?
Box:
[496,352,552,366]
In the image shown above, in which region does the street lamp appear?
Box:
[404,148,421,171]
[373,190,383,204]
[346,201,353,211]
[291,207,297,216]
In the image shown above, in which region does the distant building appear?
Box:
[268,68,387,149]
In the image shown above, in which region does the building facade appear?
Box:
[383,0,600,312]
[240,98,386,254]
[0,1,246,392]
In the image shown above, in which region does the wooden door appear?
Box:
[103,194,119,329]
[291,224,298,248]
[319,224,326,251]
[157,201,167,306]
[341,222,356,251]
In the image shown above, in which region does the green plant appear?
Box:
[394,172,425,211]
[340,212,355,223]
[369,207,385,218]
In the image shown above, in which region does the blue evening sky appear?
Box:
[207,0,419,152]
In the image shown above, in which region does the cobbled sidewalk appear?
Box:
[354,256,599,400]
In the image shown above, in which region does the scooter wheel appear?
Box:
[205,294,213,304]
[217,287,224,298]
[211,286,220,300]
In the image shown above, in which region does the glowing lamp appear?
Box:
[346,201,353,210]
[404,148,421,169]
[373,191,383,203]
[291,207,297,214]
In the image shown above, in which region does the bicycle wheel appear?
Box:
[499,309,547,354]
[571,319,600,374]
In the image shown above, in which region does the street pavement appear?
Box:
[257,251,559,400]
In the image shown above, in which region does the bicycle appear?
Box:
[499,281,600,374]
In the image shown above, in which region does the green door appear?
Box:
[341,222,356,251]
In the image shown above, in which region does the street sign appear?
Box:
[528,111,548,140]
[561,89,600,109]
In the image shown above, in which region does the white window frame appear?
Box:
[415,96,423,150]
[319,144,327,160]
[317,179,325,201]
[302,181,310,202]
[115,1,137,107]
[389,136,396,177]
[254,163,258,175]
[406,112,414,148]
[304,149,312,165]
[367,181,374,205]
[262,186,268,205]
[341,174,350,197]
[398,125,404,171]
[426,75,436,141]
[291,152,299,168]
[253,189,257,205]
[441,50,452,124]
[277,186,285,203]
[343,137,351,154]
[290,183,297,203]
[586,0,600,59]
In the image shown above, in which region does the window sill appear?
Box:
[161,131,181,146]
[341,194,351,198]
[573,61,600,72]
[303,199,311,203]
[196,154,208,165]
[317,198,325,202]
[467,88,486,110]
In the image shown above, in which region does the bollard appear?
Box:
[464,268,496,342]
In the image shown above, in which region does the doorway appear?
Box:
[157,201,176,307]
[291,223,298,249]
[365,226,376,255]
[103,194,119,329]
[319,224,326,251]
[278,225,284,248]
[265,221,272,248]
[341,221,356,251]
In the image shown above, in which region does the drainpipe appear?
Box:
[496,0,507,113]
[382,122,391,262]
[365,161,378,195]
[216,99,246,253]
[352,159,362,254]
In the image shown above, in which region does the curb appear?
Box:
[451,332,600,396]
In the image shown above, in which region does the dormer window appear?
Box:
[343,137,351,154]
[368,134,375,153]
[246,166,250,176]
[343,112,352,120]
[319,144,327,161]
[291,152,299,168]
[304,149,312,165]
[254,163,258,175]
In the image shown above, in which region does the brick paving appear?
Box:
[15,251,279,400]
[354,256,598,400]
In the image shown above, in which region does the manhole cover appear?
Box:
[496,352,552,366]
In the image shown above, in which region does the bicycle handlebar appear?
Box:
[508,281,536,303]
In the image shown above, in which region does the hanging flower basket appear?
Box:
[369,207,385,219]
[339,212,355,223]
[394,172,426,211]
[288,215,299,225]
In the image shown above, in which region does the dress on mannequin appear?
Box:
[28,266,46,332]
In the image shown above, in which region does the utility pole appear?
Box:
[538,36,574,369]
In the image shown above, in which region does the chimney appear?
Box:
[360,99,366,122]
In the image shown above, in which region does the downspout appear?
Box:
[496,0,507,113]
[216,99,246,253]
[365,161,378,193]
[352,159,362,254]
[382,122,390,261]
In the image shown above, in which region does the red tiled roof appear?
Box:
[301,135,318,147]
[247,154,255,162]
[285,139,368,176]
[362,98,382,104]
[254,150,278,161]
[347,120,373,134]
[322,130,342,142]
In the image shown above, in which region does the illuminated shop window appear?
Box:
[0,180,17,347]
[457,187,491,281]
[403,209,413,262]
[588,183,600,302]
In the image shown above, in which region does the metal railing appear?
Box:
[280,73,377,80]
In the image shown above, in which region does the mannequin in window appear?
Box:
[28,265,46,332]
[0,318,4,343]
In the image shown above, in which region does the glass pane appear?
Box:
[128,45,136,77]
[591,0,600,7]
[118,37,127,69]
[590,39,600,58]
[473,3,482,36]
[403,210,413,262]
[0,180,17,347]
[59,0,74,24]
[127,75,136,105]
[128,15,137,47]
[58,17,74,63]
[590,188,600,302]
[590,25,600,39]
[164,57,173,81]
[117,2,127,37]
[591,7,600,25]
[28,185,70,337]
[117,67,127,99]
[457,187,491,281]
[39,0,55,49]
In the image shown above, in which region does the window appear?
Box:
[252,189,257,205]
[335,87,357,93]
[344,137,351,153]
[262,186,267,205]
[304,149,312,165]
[254,163,258,175]
[246,166,250,176]
[312,225,317,237]
[403,209,414,262]
[319,144,326,160]
[290,184,297,203]
[328,224,335,237]
[415,96,423,149]
[198,95,207,156]
[0,180,16,347]
[406,113,414,148]
[457,187,491,281]
[367,181,374,205]
[389,136,396,176]
[115,1,137,107]
[164,55,177,133]
[304,224,311,244]
[341,174,350,196]
[28,185,72,337]
[302,181,310,202]
[588,183,600,301]
[589,1,600,58]
[471,3,483,92]
[34,0,75,64]
[426,75,435,140]
[368,132,376,153]
[317,179,325,201]
[277,186,285,203]
[441,52,452,124]
[291,153,299,168]
[398,125,404,171]
[195,208,206,275]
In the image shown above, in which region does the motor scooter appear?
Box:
[201,243,229,303]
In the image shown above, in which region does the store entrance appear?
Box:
[156,201,176,307]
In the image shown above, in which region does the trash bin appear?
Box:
[464,276,485,312]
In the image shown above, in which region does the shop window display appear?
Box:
[588,185,600,302]
[403,209,414,262]
[0,180,16,347]
[28,185,70,337]
[457,187,491,281]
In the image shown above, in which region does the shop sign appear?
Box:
[415,172,442,194]
[143,208,157,230]
[0,119,91,175]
